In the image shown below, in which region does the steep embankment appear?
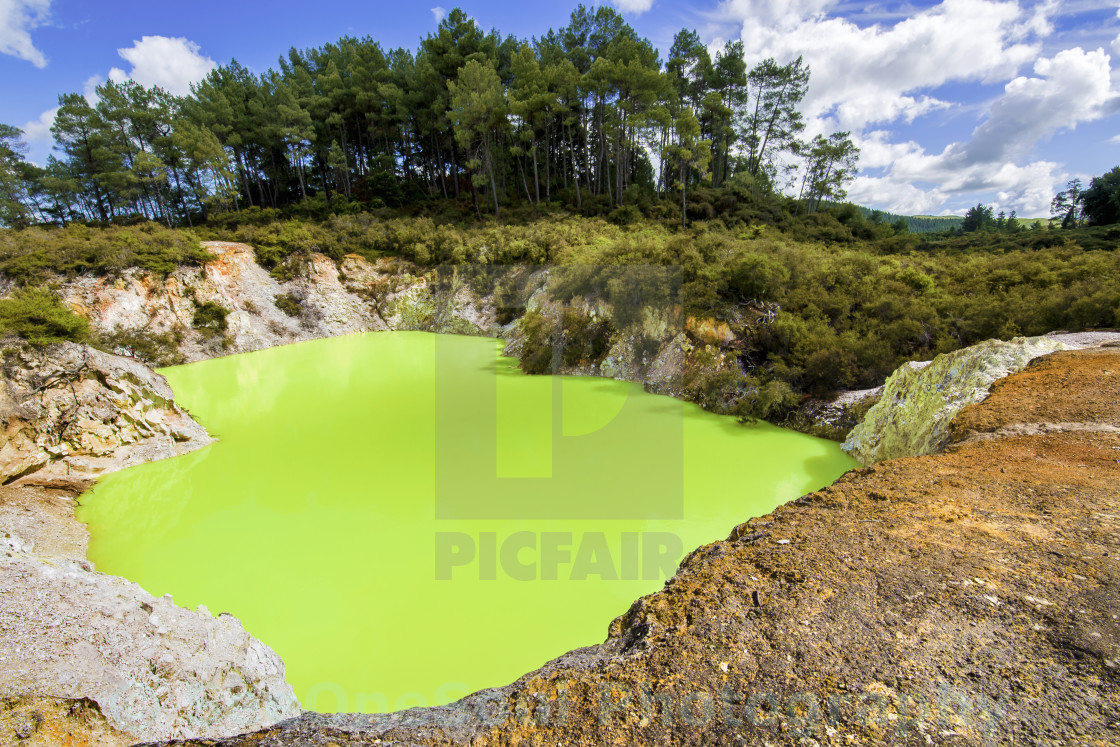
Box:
[0,344,300,745]
[0,343,211,485]
[157,346,1119,746]
[50,241,824,426]
[59,242,500,361]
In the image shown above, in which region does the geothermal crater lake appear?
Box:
[77,332,856,713]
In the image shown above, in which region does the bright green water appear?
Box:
[77,332,856,713]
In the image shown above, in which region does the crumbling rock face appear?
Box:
[61,243,503,364]
[0,343,212,486]
[49,243,840,435]
[0,341,300,744]
[0,552,300,742]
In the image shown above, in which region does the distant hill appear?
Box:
[855,207,964,234]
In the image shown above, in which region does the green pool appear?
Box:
[77,332,856,713]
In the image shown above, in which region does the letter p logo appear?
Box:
[434,264,684,520]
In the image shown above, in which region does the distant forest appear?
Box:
[844,206,962,234]
[0,5,863,228]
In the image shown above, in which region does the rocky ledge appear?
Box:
[156,346,1119,746]
[0,343,212,486]
[0,344,300,745]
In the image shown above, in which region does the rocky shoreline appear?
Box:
[0,344,299,745]
[53,241,874,433]
[2,243,1118,745]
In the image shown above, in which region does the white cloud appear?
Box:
[431,6,446,24]
[716,0,1120,215]
[1108,134,1120,145]
[107,36,216,96]
[847,174,946,215]
[83,74,102,103]
[841,43,1120,218]
[948,47,1115,166]
[852,150,1061,216]
[715,0,834,29]
[612,0,655,15]
[0,0,50,67]
[725,0,1045,131]
[20,106,56,143]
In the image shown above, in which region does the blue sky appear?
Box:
[2,0,1118,216]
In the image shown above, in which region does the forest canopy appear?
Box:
[0,5,859,228]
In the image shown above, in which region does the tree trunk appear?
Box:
[681,160,687,229]
[532,142,540,205]
[486,143,499,216]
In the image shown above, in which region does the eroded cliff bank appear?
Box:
[154,346,1119,746]
[0,343,212,486]
[46,241,866,432]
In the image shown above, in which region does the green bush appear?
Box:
[97,329,184,367]
[0,287,90,345]
[192,301,229,334]
[517,310,556,375]
[274,293,303,317]
[0,222,208,284]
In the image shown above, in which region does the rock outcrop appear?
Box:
[841,336,1067,465]
[153,347,1120,747]
[7,243,1120,746]
[0,343,300,744]
[0,343,212,486]
[61,243,502,364]
[0,552,300,742]
[50,244,779,429]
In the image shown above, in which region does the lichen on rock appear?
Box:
[842,335,1067,465]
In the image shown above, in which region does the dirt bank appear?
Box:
[156,347,1120,746]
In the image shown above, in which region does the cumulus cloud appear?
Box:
[886,46,1116,213]
[847,174,947,215]
[20,106,56,143]
[949,47,1114,166]
[851,145,1061,216]
[715,0,1120,215]
[0,0,51,67]
[723,0,1044,131]
[840,43,1119,218]
[107,36,216,96]
[431,6,446,24]
[612,0,655,15]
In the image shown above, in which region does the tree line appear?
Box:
[1049,169,1120,228]
[0,5,858,228]
[958,168,1120,236]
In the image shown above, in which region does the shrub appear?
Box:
[0,222,208,284]
[97,329,184,367]
[274,293,303,317]
[0,287,90,345]
[192,301,229,334]
[517,310,556,375]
